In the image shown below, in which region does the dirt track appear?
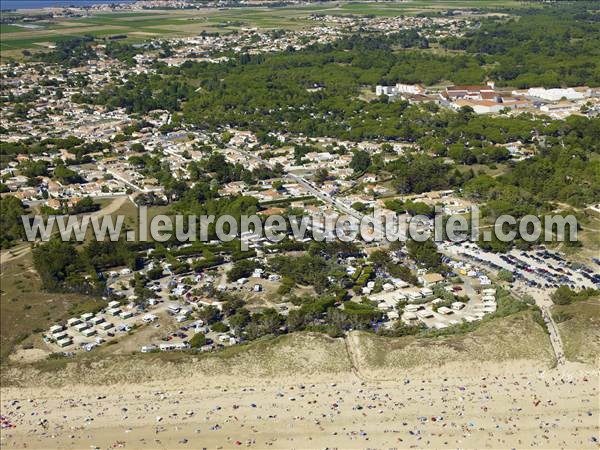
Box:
[0,196,129,265]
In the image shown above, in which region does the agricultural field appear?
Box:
[0,24,34,33]
[0,0,529,56]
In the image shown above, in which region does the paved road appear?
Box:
[236,148,361,217]
[234,147,406,240]
[106,170,144,192]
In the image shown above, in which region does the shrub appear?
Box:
[211,322,230,333]
[497,269,514,282]
[551,286,599,305]
[553,311,572,323]
[189,332,206,348]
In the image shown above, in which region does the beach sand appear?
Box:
[1,360,598,449]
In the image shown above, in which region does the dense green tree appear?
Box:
[227,259,260,282]
[0,196,26,248]
[350,150,371,174]
[198,305,221,324]
[406,238,442,269]
[189,332,206,348]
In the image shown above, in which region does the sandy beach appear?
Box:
[1,360,598,450]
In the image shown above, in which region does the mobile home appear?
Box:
[57,338,73,347]
[82,328,97,337]
[119,311,134,319]
[451,302,466,311]
[107,307,121,316]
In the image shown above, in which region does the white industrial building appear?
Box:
[525,87,590,101]
[376,83,426,97]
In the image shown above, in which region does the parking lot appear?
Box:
[442,242,600,291]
